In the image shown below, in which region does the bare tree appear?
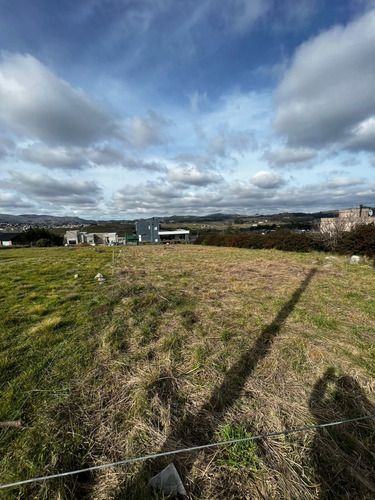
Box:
[313,209,372,251]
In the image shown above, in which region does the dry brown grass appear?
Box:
[48,245,373,499]
[8,245,375,499]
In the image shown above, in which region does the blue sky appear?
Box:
[0,0,374,219]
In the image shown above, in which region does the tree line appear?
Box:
[19,228,64,247]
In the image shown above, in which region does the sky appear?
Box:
[0,0,375,220]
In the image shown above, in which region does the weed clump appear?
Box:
[218,424,261,471]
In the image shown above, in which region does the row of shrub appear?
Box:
[195,225,375,258]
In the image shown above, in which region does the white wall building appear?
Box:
[65,230,118,245]
[320,206,374,235]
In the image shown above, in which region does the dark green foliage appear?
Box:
[196,225,375,257]
[336,224,375,258]
[36,238,51,247]
[20,228,64,246]
[195,230,317,253]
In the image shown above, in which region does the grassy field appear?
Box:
[0,245,374,499]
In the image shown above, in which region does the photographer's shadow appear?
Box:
[309,368,375,499]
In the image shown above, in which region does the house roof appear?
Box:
[0,232,22,241]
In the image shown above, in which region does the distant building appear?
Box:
[136,217,161,244]
[135,218,190,244]
[125,234,140,245]
[320,205,375,234]
[0,232,22,246]
[158,229,190,243]
[65,230,118,246]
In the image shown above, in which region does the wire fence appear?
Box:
[0,414,374,490]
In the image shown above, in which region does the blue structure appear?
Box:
[135,217,190,244]
[135,217,161,244]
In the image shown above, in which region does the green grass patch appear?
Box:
[218,424,261,471]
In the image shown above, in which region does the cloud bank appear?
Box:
[273,10,375,152]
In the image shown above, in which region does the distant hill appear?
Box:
[0,214,94,225]
[163,213,241,223]
[0,210,339,227]
[161,211,339,224]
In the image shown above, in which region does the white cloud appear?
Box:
[0,191,34,209]
[112,180,224,214]
[5,171,102,205]
[221,0,272,34]
[264,147,316,167]
[346,116,375,151]
[251,171,286,189]
[124,110,172,149]
[172,153,216,170]
[19,142,167,172]
[166,166,223,186]
[327,177,364,188]
[273,9,375,151]
[109,175,375,216]
[0,53,122,146]
[20,143,88,169]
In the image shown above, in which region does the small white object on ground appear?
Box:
[350,255,361,265]
[74,274,79,278]
[94,273,103,279]
[149,463,187,496]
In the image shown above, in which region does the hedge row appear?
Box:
[195,225,375,258]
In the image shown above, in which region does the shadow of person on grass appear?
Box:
[309,368,375,499]
[117,268,317,499]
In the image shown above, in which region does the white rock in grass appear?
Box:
[95,273,103,279]
[74,274,79,278]
[322,263,333,269]
[350,255,361,265]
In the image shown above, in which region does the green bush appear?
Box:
[36,238,51,247]
[20,228,64,246]
[336,224,375,258]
